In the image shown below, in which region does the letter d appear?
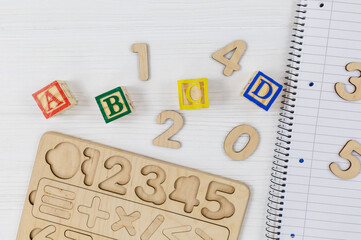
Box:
[252,79,273,99]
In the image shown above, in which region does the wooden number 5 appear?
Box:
[201,181,235,220]
[335,62,361,101]
[212,40,246,76]
[330,140,361,179]
[224,124,259,161]
[152,110,184,149]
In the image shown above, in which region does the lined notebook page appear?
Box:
[279,0,361,239]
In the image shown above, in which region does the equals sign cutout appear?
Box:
[39,185,76,220]
[64,230,93,240]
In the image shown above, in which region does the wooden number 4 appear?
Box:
[330,140,361,179]
[169,176,200,213]
[212,40,247,76]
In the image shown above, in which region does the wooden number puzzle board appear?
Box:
[18,132,250,240]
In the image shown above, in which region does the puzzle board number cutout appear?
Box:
[18,132,250,240]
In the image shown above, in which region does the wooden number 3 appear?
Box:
[330,140,361,179]
[135,165,166,205]
[335,62,361,101]
[212,40,246,76]
[152,110,184,149]
[224,124,259,161]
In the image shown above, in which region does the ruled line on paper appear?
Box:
[278,1,361,239]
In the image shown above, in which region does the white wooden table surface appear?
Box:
[0,0,298,239]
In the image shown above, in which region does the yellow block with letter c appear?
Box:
[178,78,209,110]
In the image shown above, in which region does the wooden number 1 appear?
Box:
[224,124,259,161]
[330,140,361,179]
[132,43,149,81]
[212,40,246,76]
[335,62,361,101]
[152,110,184,149]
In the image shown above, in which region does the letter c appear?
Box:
[185,84,202,103]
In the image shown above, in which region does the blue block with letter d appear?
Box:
[243,71,283,111]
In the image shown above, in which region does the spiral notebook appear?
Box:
[266,0,361,240]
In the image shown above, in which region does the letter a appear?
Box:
[45,91,63,111]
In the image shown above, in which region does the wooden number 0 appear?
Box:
[152,110,184,149]
[212,40,246,76]
[224,124,259,161]
[330,140,361,179]
[132,43,149,81]
[335,62,361,101]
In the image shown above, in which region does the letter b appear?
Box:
[103,95,124,117]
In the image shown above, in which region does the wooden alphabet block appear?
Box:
[17,132,250,240]
[95,87,135,123]
[178,78,209,110]
[242,71,283,111]
[32,80,77,119]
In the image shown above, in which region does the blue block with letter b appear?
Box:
[243,71,283,111]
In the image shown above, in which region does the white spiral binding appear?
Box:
[265,1,307,240]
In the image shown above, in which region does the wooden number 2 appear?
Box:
[330,140,361,179]
[132,43,149,81]
[98,156,132,195]
[335,62,361,101]
[201,181,235,220]
[152,110,184,149]
[212,40,246,76]
[224,124,259,161]
[135,165,167,205]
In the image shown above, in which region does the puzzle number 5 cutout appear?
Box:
[212,40,247,76]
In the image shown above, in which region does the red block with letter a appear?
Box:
[32,80,77,119]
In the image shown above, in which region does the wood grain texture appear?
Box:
[18,132,249,240]
[152,110,184,149]
[0,0,297,239]
[132,43,149,81]
[224,125,259,161]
